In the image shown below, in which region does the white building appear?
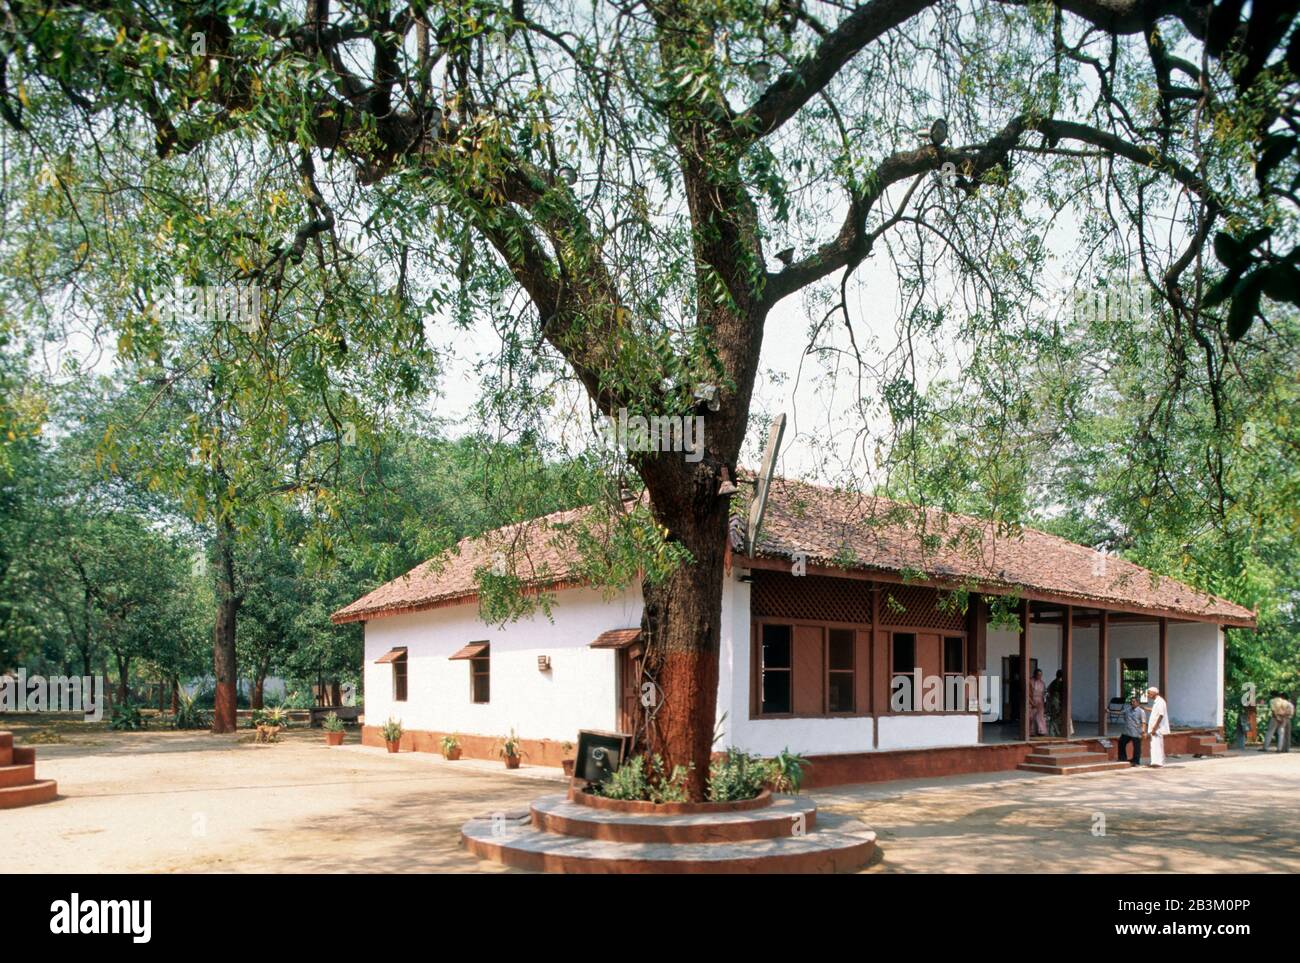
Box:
[333,478,1253,784]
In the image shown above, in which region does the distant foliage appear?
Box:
[172,691,210,730]
[109,704,145,731]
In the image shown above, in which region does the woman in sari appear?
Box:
[1028,668,1048,736]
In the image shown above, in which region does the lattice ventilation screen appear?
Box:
[878,583,966,632]
[750,572,872,625]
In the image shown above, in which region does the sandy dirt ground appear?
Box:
[5,719,1297,873]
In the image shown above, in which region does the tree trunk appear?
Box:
[170,676,179,713]
[211,519,242,733]
[636,463,731,800]
[250,675,264,710]
[115,653,130,705]
[101,658,113,715]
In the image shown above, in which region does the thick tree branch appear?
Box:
[763,114,1215,309]
[735,0,1205,142]
[734,0,934,140]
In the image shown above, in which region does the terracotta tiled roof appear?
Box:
[331,504,597,624]
[590,628,643,649]
[332,477,1256,627]
[744,477,1255,626]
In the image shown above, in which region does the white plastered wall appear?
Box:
[362,584,642,741]
[1069,620,1222,726]
[982,623,1062,723]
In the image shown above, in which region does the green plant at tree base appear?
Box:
[109,704,145,731]
[707,747,770,802]
[596,754,693,804]
[596,755,648,800]
[767,747,810,794]
[322,711,345,733]
[172,690,210,730]
[439,734,460,755]
[380,717,403,743]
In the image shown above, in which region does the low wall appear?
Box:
[801,729,1222,788]
[364,725,1223,788]
[361,725,573,768]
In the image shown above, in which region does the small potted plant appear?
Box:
[323,712,346,746]
[381,717,403,753]
[561,740,576,777]
[498,728,523,769]
[440,734,462,760]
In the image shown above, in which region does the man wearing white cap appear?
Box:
[1146,686,1170,767]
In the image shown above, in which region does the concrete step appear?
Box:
[0,779,57,809]
[0,763,36,789]
[0,746,10,768]
[462,810,876,874]
[0,731,11,751]
[1192,737,1226,757]
[530,793,818,844]
[1018,760,1133,776]
[13,746,34,765]
[1024,750,1109,766]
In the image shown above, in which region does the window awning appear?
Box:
[375,647,407,664]
[590,628,642,650]
[449,641,490,661]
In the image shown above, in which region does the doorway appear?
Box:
[616,643,644,735]
[1001,655,1038,722]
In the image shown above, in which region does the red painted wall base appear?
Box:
[362,725,1222,789]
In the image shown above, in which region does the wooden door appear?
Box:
[1001,655,1037,722]
[616,644,643,734]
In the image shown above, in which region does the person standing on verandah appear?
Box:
[1047,670,1073,737]
[1028,669,1049,737]
[1146,686,1170,768]
[1119,695,1146,767]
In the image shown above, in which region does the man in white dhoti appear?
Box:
[1146,686,1170,767]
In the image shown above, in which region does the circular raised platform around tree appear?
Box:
[461,791,875,874]
[0,732,58,809]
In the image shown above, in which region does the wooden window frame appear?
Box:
[751,617,861,719]
[470,649,490,704]
[757,622,794,716]
[884,628,977,717]
[943,635,967,711]
[1119,657,1149,702]
[825,627,856,715]
[392,653,408,703]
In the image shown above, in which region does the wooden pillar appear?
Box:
[1019,597,1031,742]
[871,582,881,749]
[967,595,987,739]
[1062,604,1073,738]
[1158,616,1168,698]
[1097,609,1110,737]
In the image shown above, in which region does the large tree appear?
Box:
[3,0,1294,791]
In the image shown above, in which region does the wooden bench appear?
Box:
[309,705,360,728]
